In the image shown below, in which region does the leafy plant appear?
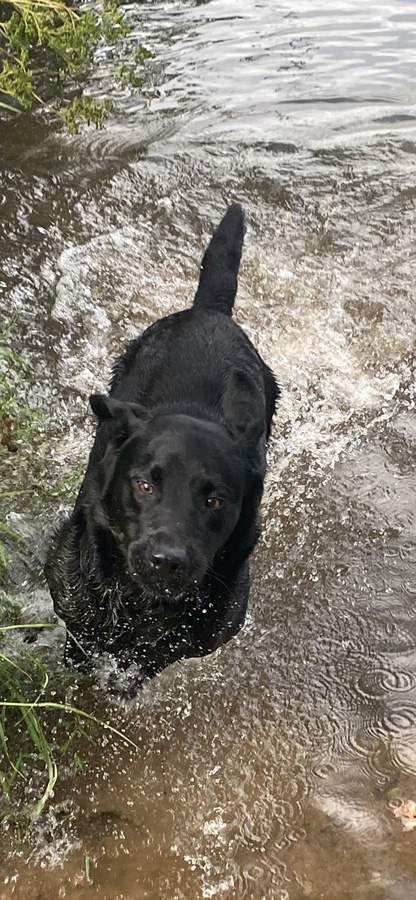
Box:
[116,44,154,89]
[0,0,152,132]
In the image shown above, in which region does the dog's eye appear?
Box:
[206,497,223,510]
[137,480,154,495]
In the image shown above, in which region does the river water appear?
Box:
[1,0,416,897]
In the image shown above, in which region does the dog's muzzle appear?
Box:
[127,540,203,598]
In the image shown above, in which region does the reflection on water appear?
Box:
[143,0,416,145]
[1,0,416,897]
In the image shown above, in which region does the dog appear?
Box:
[45,204,278,695]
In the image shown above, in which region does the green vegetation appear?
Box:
[0,319,41,576]
[0,318,83,570]
[0,498,24,579]
[0,625,69,823]
[0,623,140,826]
[0,0,153,132]
[0,321,136,826]
[0,318,41,453]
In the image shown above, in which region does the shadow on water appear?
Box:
[1,0,416,897]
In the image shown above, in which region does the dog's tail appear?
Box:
[193,203,245,316]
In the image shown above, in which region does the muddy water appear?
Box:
[1,0,416,897]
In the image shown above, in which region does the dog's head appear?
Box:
[89,370,265,599]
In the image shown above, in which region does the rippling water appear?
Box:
[1,0,416,897]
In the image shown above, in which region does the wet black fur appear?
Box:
[45,204,279,695]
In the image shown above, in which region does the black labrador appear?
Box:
[45,204,278,695]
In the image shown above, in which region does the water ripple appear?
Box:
[355,665,416,700]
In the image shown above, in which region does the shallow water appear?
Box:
[1,0,416,897]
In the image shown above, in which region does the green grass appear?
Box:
[0,319,137,826]
[0,641,59,822]
[0,623,140,826]
[0,319,42,451]
[0,318,43,576]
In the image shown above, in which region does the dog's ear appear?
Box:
[90,394,149,430]
[222,369,265,447]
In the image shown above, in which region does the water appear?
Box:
[1,0,416,897]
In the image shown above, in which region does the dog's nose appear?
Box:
[149,546,188,575]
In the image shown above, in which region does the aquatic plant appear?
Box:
[0,0,153,132]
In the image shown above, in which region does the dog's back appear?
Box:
[109,203,278,430]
